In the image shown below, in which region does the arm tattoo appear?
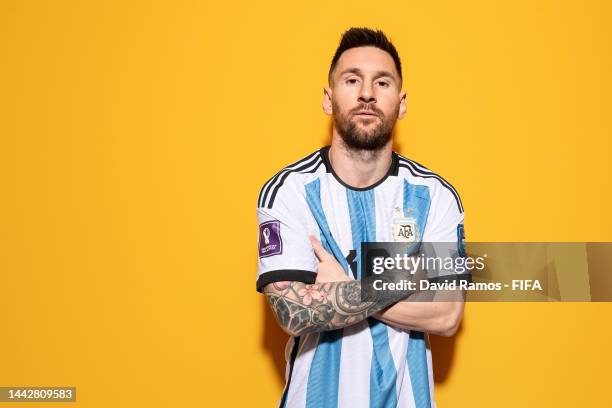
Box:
[264,272,416,336]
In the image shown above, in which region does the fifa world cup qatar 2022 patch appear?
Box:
[259,220,283,258]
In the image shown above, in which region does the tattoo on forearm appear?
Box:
[264,273,415,336]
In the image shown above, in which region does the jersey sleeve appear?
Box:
[421,184,468,279]
[255,180,318,292]
[422,185,464,243]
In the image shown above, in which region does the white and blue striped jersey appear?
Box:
[256,146,465,408]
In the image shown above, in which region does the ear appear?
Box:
[322,86,333,116]
[398,89,407,120]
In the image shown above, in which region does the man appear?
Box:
[256,27,466,408]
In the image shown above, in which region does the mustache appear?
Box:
[350,104,384,117]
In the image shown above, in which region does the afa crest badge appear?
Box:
[392,208,419,242]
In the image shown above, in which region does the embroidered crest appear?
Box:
[392,209,419,242]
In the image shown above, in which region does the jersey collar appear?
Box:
[319,145,400,191]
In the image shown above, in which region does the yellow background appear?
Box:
[1,0,611,406]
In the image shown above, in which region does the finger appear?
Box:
[309,235,332,261]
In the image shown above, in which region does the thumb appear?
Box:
[309,235,333,262]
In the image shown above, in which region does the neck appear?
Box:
[328,131,393,189]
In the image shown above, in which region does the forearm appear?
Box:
[264,275,414,337]
[373,289,466,337]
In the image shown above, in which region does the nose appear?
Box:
[358,82,376,104]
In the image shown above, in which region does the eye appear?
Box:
[377,81,390,88]
[346,78,359,85]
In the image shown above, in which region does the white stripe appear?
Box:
[337,321,372,407]
[320,176,354,262]
[285,333,319,408]
[374,178,403,242]
[277,337,295,407]
[398,363,417,408]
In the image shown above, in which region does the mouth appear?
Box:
[354,111,379,118]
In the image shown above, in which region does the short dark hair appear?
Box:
[328,27,402,87]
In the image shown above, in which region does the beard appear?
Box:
[332,99,398,151]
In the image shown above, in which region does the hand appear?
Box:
[309,235,351,283]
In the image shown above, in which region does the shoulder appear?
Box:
[395,153,464,214]
[257,148,325,209]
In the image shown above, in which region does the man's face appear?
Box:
[324,46,406,151]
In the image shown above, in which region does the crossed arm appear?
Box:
[374,289,465,336]
[264,236,466,337]
[264,281,464,337]
[264,279,410,337]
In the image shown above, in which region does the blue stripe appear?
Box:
[305,179,350,274]
[346,189,398,408]
[407,331,431,408]
[398,159,463,213]
[345,189,375,279]
[402,180,431,236]
[304,179,344,408]
[304,330,343,408]
[403,180,432,408]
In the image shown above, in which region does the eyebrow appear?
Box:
[338,67,397,82]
